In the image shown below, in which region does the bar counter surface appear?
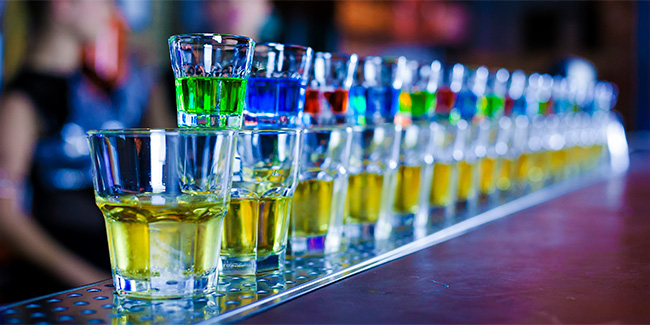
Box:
[1,151,647,324]
[242,151,650,324]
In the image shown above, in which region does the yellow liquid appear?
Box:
[429,162,454,207]
[479,157,497,195]
[514,153,530,183]
[221,197,258,257]
[588,144,604,168]
[568,145,583,171]
[457,161,476,202]
[528,151,549,183]
[496,158,514,191]
[346,173,383,224]
[551,148,568,177]
[257,196,292,257]
[97,194,225,280]
[393,165,422,214]
[291,179,334,237]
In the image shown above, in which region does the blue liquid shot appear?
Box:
[245,77,306,127]
[455,90,479,119]
[349,85,401,125]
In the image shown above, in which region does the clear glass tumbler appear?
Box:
[344,123,401,242]
[290,126,353,256]
[244,43,313,127]
[87,129,236,299]
[391,122,434,233]
[169,33,255,129]
[220,129,302,275]
[304,52,358,125]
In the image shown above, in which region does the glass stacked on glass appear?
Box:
[304,52,358,125]
[220,129,302,275]
[427,63,465,226]
[391,60,436,233]
[244,43,313,127]
[169,34,255,128]
[290,126,353,256]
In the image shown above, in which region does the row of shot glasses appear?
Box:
[88,34,620,300]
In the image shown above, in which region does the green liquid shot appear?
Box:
[174,76,247,128]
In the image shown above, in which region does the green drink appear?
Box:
[410,90,436,119]
[175,76,247,128]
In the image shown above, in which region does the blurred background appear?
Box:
[1,0,648,129]
[0,0,647,303]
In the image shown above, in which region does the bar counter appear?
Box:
[1,150,648,324]
[243,151,650,324]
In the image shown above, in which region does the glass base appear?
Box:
[112,295,221,323]
[455,198,478,217]
[113,269,217,300]
[344,222,377,243]
[177,111,242,129]
[244,113,298,128]
[256,250,286,274]
[289,234,342,257]
[388,212,414,234]
[220,255,257,276]
[428,205,454,227]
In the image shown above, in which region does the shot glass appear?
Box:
[304,52,358,125]
[476,68,509,203]
[169,34,255,128]
[290,126,353,256]
[427,119,467,226]
[452,66,490,215]
[397,60,440,123]
[87,129,236,299]
[244,43,313,127]
[492,116,516,203]
[220,129,302,275]
[349,56,406,126]
[344,123,401,242]
[391,122,434,233]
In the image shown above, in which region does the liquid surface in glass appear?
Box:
[479,157,497,195]
[346,172,384,224]
[393,165,421,214]
[291,179,334,237]
[457,161,476,201]
[97,194,226,281]
[245,77,305,126]
[175,76,247,116]
[496,158,514,191]
[429,162,454,207]
[257,196,292,257]
[222,197,258,258]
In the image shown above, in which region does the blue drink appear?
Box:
[455,90,479,119]
[349,85,401,125]
[245,77,307,127]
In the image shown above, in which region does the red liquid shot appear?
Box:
[435,86,457,114]
[323,89,349,114]
[304,88,321,115]
[504,96,514,116]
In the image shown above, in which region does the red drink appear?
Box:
[323,89,349,114]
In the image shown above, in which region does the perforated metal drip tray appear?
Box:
[0,173,606,324]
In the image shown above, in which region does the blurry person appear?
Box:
[0,0,172,301]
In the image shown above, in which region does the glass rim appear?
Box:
[87,128,237,137]
[168,33,255,46]
[301,125,353,133]
[236,128,302,135]
[256,42,313,54]
[315,51,358,61]
[350,123,403,132]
